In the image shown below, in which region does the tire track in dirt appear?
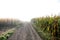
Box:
[7,23,42,40]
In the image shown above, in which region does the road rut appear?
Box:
[8,23,42,40]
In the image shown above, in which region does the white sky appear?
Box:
[0,0,60,21]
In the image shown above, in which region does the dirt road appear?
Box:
[8,23,42,40]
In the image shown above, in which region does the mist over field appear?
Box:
[0,0,60,40]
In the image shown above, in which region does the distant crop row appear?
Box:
[31,16,60,40]
[0,19,21,31]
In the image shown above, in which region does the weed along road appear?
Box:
[8,23,42,40]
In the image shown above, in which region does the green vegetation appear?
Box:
[0,19,22,40]
[31,16,60,40]
[0,28,15,40]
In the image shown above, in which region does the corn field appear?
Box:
[31,16,60,40]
